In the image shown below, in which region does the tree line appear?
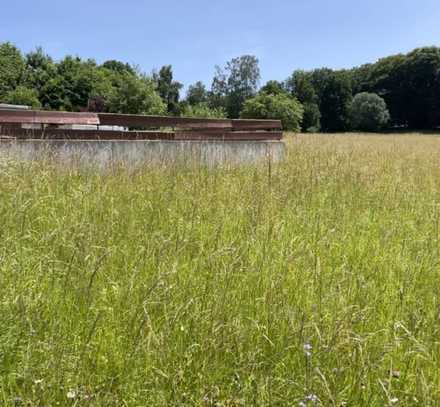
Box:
[1,42,440,132]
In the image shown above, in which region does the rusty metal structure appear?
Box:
[0,109,282,141]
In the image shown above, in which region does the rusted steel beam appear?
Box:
[98,113,233,129]
[231,119,282,130]
[99,114,282,131]
[2,128,175,140]
[0,109,283,141]
[0,109,99,125]
[1,128,281,141]
[0,109,282,131]
[175,131,283,141]
[175,128,233,136]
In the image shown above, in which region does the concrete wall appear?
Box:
[0,139,285,168]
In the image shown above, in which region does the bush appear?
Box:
[180,103,226,118]
[241,93,303,132]
[349,92,390,132]
[108,74,166,115]
[2,86,41,108]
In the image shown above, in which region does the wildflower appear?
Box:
[66,390,77,399]
[305,393,319,403]
[390,397,399,405]
[299,393,319,405]
[303,343,313,357]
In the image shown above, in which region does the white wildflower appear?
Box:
[303,343,313,357]
[66,390,77,399]
[305,393,319,403]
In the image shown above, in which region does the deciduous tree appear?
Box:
[154,65,183,115]
[211,55,260,118]
[186,81,208,106]
[0,42,25,98]
[349,92,390,132]
[241,92,303,132]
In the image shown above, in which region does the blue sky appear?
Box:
[2,0,440,92]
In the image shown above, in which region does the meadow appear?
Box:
[1,134,440,406]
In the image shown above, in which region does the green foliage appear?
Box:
[302,103,321,132]
[241,92,303,131]
[210,65,228,111]
[108,73,166,115]
[54,56,107,111]
[2,41,440,130]
[0,42,166,114]
[101,60,135,75]
[287,71,321,131]
[287,68,352,132]
[401,48,440,128]
[351,47,440,129]
[180,102,226,118]
[311,69,353,132]
[0,42,26,98]
[286,70,317,103]
[154,65,183,115]
[2,86,41,108]
[211,55,260,118]
[186,81,208,106]
[351,54,407,127]
[22,47,58,109]
[349,92,390,132]
[260,80,286,96]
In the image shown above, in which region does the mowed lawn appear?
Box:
[1,134,440,406]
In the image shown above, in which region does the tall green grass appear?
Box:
[1,134,440,406]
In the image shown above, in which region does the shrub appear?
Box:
[108,74,166,115]
[349,92,390,132]
[2,86,41,108]
[180,103,226,118]
[241,93,303,132]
